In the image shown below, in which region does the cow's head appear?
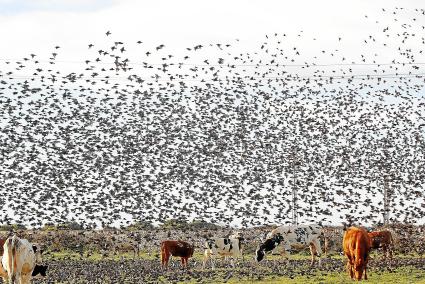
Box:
[32,264,48,277]
[32,244,43,263]
[189,244,195,257]
[354,261,366,280]
[255,246,265,262]
[273,233,284,244]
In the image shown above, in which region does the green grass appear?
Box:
[44,250,425,283]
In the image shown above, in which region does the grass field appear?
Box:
[34,250,425,283]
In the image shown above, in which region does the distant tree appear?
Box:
[124,221,154,231]
[57,221,85,230]
[0,224,27,231]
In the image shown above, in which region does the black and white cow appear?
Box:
[203,232,244,269]
[255,233,284,262]
[262,224,323,266]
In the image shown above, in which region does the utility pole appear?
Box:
[292,179,298,225]
[381,138,393,226]
[291,149,298,226]
[291,115,300,226]
[287,106,303,226]
[383,175,390,225]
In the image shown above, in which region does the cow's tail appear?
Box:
[7,235,19,283]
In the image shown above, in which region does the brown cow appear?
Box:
[160,240,194,269]
[368,230,394,260]
[343,227,371,281]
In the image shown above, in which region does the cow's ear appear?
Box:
[32,245,37,253]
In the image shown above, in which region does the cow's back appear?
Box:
[270,225,322,244]
[344,227,370,254]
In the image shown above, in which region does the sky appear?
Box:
[0,0,424,64]
[1,0,424,228]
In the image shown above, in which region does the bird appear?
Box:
[0,6,423,233]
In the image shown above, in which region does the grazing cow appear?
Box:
[255,233,284,262]
[265,224,323,266]
[343,226,371,281]
[160,240,194,269]
[368,230,394,260]
[203,232,244,269]
[1,235,46,284]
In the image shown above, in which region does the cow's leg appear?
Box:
[346,261,352,279]
[324,236,329,258]
[271,245,280,255]
[0,263,7,280]
[21,273,32,284]
[13,271,21,284]
[211,253,216,270]
[162,251,170,269]
[282,243,291,264]
[280,248,288,262]
[388,245,393,261]
[161,249,166,268]
[311,239,322,266]
[222,255,228,268]
[346,256,354,279]
[309,244,316,266]
[203,250,211,269]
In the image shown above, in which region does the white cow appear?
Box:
[266,224,323,266]
[203,232,244,269]
[1,235,43,284]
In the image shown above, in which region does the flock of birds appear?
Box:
[0,7,424,229]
